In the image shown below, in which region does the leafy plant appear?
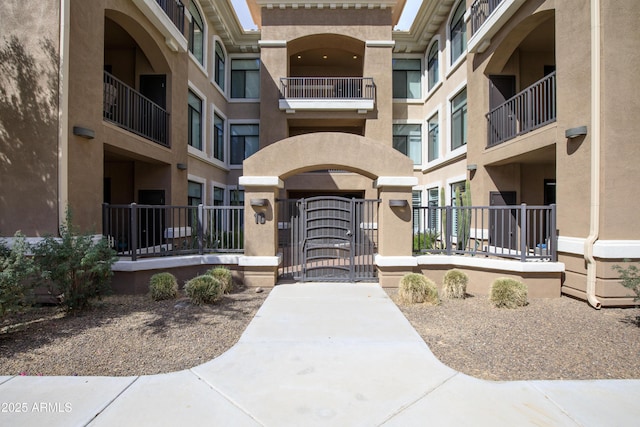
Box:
[442,269,468,299]
[149,272,178,301]
[413,230,439,253]
[184,275,223,305]
[490,278,528,308]
[0,232,36,317]
[455,180,472,251]
[33,210,117,312]
[206,267,233,294]
[612,261,640,303]
[398,273,439,305]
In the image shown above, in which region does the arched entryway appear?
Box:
[239,133,417,287]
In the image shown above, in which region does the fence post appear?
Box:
[520,203,527,262]
[550,203,557,262]
[198,204,204,255]
[130,203,137,261]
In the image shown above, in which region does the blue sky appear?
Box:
[229,0,421,31]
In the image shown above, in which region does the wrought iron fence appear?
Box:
[470,0,505,35]
[279,77,376,100]
[486,72,556,147]
[103,71,170,147]
[103,204,243,260]
[155,0,185,33]
[413,204,557,262]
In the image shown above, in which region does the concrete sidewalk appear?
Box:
[1,283,639,426]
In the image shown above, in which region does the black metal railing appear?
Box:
[280,77,376,100]
[103,71,170,147]
[413,204,557,262]
[156,0,185,33]
[103,204,243,260]
[486,72,556,147]
[470,0,505,35]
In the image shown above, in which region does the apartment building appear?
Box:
[1,0,638,305]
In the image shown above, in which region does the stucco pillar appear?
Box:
[375,176,419,287]
[238,176,284,287]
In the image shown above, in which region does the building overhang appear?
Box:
[132,0,188,52]
[467,0,527,54]
[279,98,374,113]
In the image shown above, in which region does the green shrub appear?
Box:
[206,267,233,294]
[612,261,640,303]
[184,275,223,305]
[0,232,36,317]
[149,272,178,301]
[33,210,117,313]
[398,273,439,305]
[442,269,468,299]
[490,278,528,308]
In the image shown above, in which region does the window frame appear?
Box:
[450,87,467,151]
[449,0,467,66]
[187,88,204,151]
[214,40,226,91]
[393,122,423,166]
[187,1,206,67]
[392,57,423,100]
[230,56,260,100]
[427,39,440,92]
[427,112,440,163]
[229,122,260,167]
[213,111,225,162]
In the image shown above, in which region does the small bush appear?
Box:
[206,267,233,294]
[612,261,640,303]
[184,275,223,305]
[442,269,468,299]
[149,272,178,301]
[0,232,37,317]
[490,278,528,308]
[398,273,439,305]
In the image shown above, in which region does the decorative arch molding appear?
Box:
[242,133,414,180]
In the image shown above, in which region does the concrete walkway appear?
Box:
[1,283,639,426]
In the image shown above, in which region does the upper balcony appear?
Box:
[104,71,170,148]
[132,0,187,52]
[467,0,527,53]
[279,77,376,113]
[486,71,556,148]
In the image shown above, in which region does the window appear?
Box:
[393,124,422,165]
[230,189,244,206]
[188,2,204,65]
[213,186,224,206]
[188,90,202,150]
[450,1,467,64]
[428,113,439,162]
[214,113,224,162]
[428,188,439,231]
[427,42,439,91]
[451,88,467,150]
[188,181,203,206]
[230,124,259,165]
[231,58,260,98]
[392,59,421,99]
[215,41,225,90]
[412,191,422,233]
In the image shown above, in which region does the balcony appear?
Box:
[279,77,376,113]
[132,0,187,52]
[486,72,556,148]
[103,71,170,147]
[467,0,527,53]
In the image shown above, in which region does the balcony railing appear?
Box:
[156,0,184,33]
[280,77,375,100]
[413,204,557,262]
[486,71,556,147]
[103,71,170,147]
[103,204,244,261]
[470,0,505,35]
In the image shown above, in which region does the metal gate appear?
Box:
[278,196,379,282]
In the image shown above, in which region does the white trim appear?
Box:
[211,36,227,97]
[132,0,187,52]
[446,0,468,73]
[239,255,282,267]
[416,255,565,273]
[374,177,419,188]
[467,0,528,53]
[238,176,284,188]
[557,236,585,255]
[425,36,441,96]
[366,40,396,47]
[210,104,227,167]
[112,255,241,272]
[186,0,208,75]
[187,82,207,154]
[558,237,640,259]
[279,99,374,111]
[375,255,418,267]
[258,40,287,47]
[447,82,468,156]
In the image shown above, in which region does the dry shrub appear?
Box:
[398,273,439,305]
[490,278,528,308]
[149,272,178,301]
[184,275,224,305]
[442,269,468,299]
[206,267,233,293]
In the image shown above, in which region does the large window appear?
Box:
[188,2,204,65]
[188,181,203,206]
[231,58,260,99]
[188,90,202,150]
[392,59,421,99]
[230,189,244,206]
[451,88,467,150]
[450,1,467,64]
[214,41,225,90]
[393,124,422,165]
[427,42,439,91]
[428,188,439,231]
[213,186,224,206]
[214,113,224,162]
[428,113,439,162]
[230,124,259,165]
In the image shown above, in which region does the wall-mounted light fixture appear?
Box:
[389,199,408,208]
[467,164,478,171]
[250,198,268,207]
[73,126,95,139]
[176,163,187,170]
[565,126,588,139]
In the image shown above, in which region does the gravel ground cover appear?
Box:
[1,285,638,380]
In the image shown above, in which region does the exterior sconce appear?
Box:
[467,164,478,171]
[389,199,408,208]
[565,126,587,139]
[250,198,268,207]
[176,163,187,170]
[73,126,95,139]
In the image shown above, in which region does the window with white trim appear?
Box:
[427,41,439,91]
[214,41,225,90]
[450,1,467,64]
[188,180,203,206]
[231,58,260,99]
[428,113,439,162]
[451,88,467,150]
[188,89,202,150]
[230,124,259,165]
[188,2,204,65]
[213,113,224,162]
[213,186,224,206]
[393,124,422,165]
[428,187,440,232]
[392,58,421,99]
